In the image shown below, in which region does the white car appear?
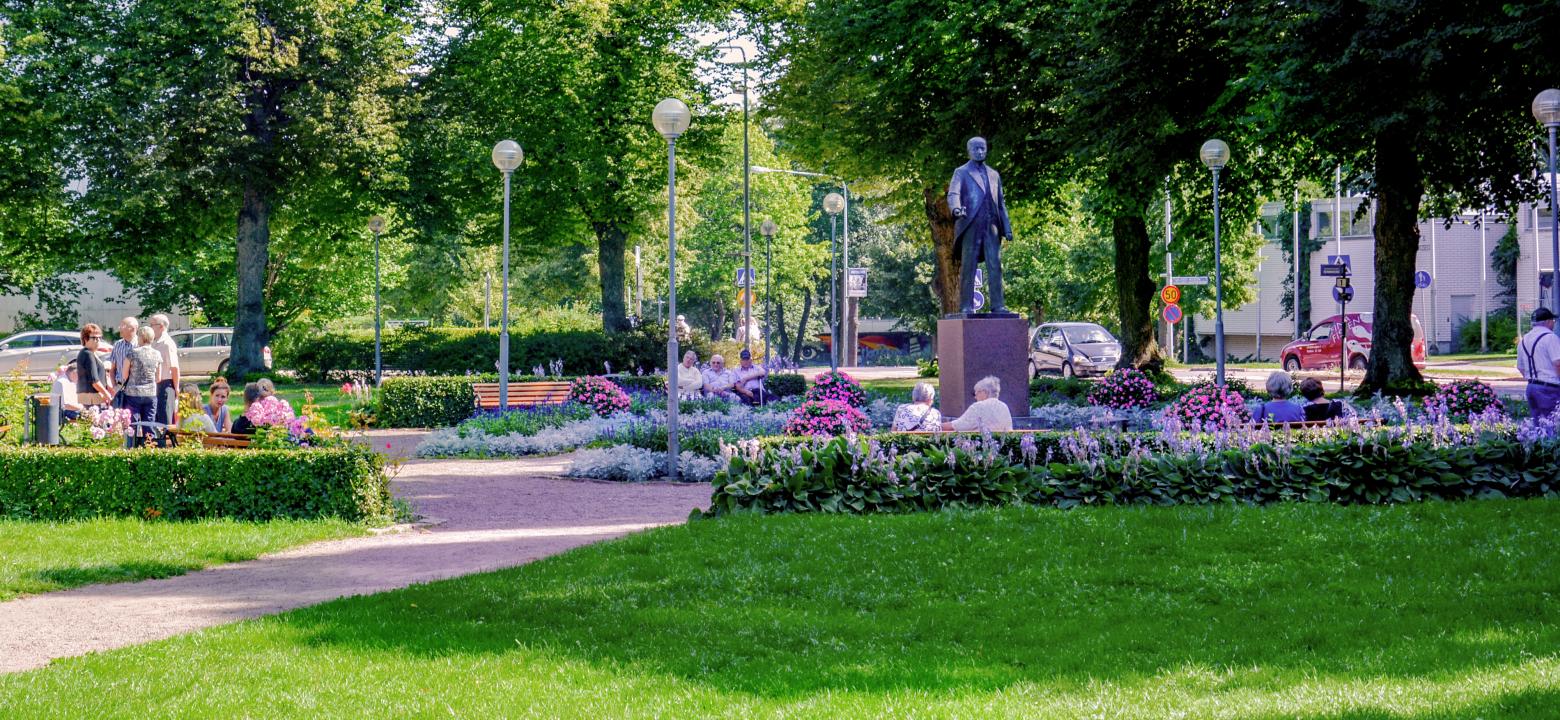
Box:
[170,328,272,376]
[0,331,95,380]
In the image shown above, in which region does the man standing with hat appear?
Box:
[1518,307,1560,418]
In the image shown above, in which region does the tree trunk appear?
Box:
[231,180,271,379]
[922,186,960,315]
[1112,214,1162,370]
[595,224,629,332]
[715,298,728,341]
[775,300,791,361]
[1359,131,1427,394]
[795,287,813,364]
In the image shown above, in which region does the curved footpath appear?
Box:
[0,432,710,674]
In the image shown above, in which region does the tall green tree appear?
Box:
[17,0,411,375]
[415,0,732,334]
[759,0,1062,315]
[1245,0,1560,392]
[0,9,74,318]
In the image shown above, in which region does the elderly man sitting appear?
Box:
[674,350,704,400]
[702,354,738,401]
[731,349,769,405]
[941,375,1013,432]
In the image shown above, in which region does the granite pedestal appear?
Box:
[937,315,1030,420]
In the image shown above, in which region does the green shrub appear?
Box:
[1030,376,1093,405]
[711,430,1560,516]
[1456,312,1517,354]
[1379,378,1440,399]
[916,357,939,377]
[0,374,28,445]
[765,373,806,398]
[280,325,673,382]
[378,376,478,428]
[0,446,392,522]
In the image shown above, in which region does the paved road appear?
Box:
[0,445,710,674]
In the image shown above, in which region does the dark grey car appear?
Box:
[1029,322,1122,378]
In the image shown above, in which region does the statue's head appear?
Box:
[966,137,988,163]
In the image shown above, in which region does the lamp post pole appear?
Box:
[1201,139,1231,387]
[653,98,691,480]
[753,165,846,366]
[823,192,845,371]
[1536,89,1560,312]
[760,219,777,366]
[715,45,753,354]
[491,140,523,410]
[368,215,385,386]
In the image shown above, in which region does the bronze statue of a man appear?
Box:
[946,136,1012,315]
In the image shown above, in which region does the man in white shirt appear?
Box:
[148,314,181,424]
[50,362,83,422]
[942,375,1014,432]
[702,354,737,401]
[107,316,139,395]
[1518,307,1560,419]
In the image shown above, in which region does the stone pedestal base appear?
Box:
[937,316,1030,420]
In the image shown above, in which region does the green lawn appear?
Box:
[4,501,1557,717]
[0,518,363,600]
[272,383,358,427]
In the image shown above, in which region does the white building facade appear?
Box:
[0,272,190,334]
[1190,197,1555,360]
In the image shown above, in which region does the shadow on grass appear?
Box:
[29,561,196,591]
[270,503,1560,703]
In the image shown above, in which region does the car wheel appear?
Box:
[1062,362,1075,379]
[1283,356,1300,372]
[1349,355,1367,371]
[1029,360,1038,379]
[216,359,229,376]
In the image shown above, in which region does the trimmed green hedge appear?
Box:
[0,446,393,522]
[281,325,680,382]
[766,373,807,398]
[711,430,1560,515]
[379,376,479,428]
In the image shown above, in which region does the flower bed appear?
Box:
[709,414,1560,515]
[0,445,392,521]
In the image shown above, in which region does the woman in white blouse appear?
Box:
[941,375,1013,432]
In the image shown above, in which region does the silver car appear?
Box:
[1029,322,1122,378]
[0,331,89,380]
[170,328,272,376]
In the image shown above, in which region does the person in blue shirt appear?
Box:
[1256,371,1305,424]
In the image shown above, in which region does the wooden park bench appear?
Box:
[472,381,573,411]
[166,428,254,450]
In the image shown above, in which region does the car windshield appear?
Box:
[1062,326,1114,344]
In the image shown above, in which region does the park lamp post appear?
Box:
[491,140,524,411]
[714,45,753,356]
[759,218,778,366]
[1200,138,1231,387]
[753,165,850,362]
[368,214,386,387]
[1534,89,1560,312]
[653,98,691,481]
[823,192,845,371]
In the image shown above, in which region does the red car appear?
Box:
[1279,313,1426,372]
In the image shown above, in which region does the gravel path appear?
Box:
[0,439,710,674]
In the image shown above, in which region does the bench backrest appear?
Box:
[168,428,254,450]
[472,381,573,408]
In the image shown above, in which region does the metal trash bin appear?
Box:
[30,394,59,445]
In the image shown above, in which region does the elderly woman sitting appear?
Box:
[892,381,942,432]
[941,375,1013,432]
[1255,371,1305,423]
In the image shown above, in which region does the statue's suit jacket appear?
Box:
[946,161,1012,262]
